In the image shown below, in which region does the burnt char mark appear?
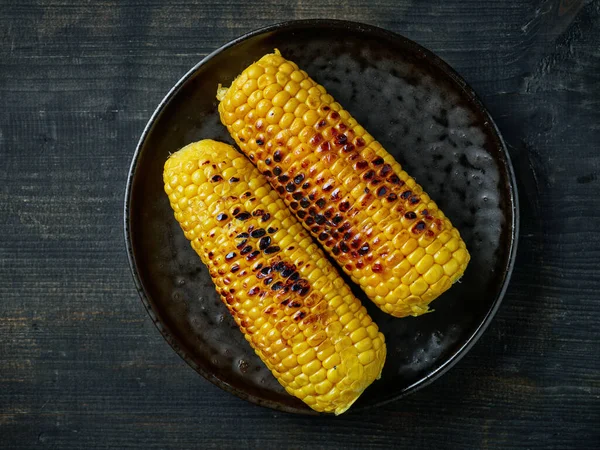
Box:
[273,150,283,162]
[211,175,223,182]
[246,250,260,261]
[261,213,271,222]
[251,229,266,238]
[339,201,350,212]
[294,174,305,185]
[229,177,240,183]
[405,211,417,220]
[387,193,398,201]
[240,245,253,255]
[216,213,228,221]
[273,167,282,176]
[372,157,384,166]
[358,243,370,255]
[363,170,375,180]
[231,264,240,273]
[236,239,248,249]
[225,252,236,261]
[400,190,412,200]
[236,212,252,221]
[264,246,280,254]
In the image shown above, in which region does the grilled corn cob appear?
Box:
[217,50,470,318]
[163,139,386,414]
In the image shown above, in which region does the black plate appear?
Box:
[124,20,518,415]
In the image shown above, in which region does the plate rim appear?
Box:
[123,18,520,415]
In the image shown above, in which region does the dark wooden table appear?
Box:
[1,1,599,448]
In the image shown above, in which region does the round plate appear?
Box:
[124,20,518,415]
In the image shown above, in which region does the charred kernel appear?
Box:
[356,160,368,170]
[358,243,370,255]
[294,174,305,185]
[318,232,329,241]
[263,170,272,177]
[252,209,265,217]
[297,210,307,219]
[414,221,426,232]
[264,246,280,254]
[281,267,294,278]
[311,226,320,233]
[335,134,348,145]
[363,170,375,180]
[273,150,282,162]
[271,281,284,291]
[248,287,260,295]
[292,192,303,200]
[254,263,263,271]
[332,215,343,224]
[267,227,277,234]
[251,229,266,238]
[319,142,331,152]
[285,182,295,192]
[343,143,355,153]
[240,245,252,255]
[211,175,223,182]
[308,193,316,201]
[339,201,350,212]
[236,232,249,238]
[426,215,434,221]
[387,193,398,201]
[330,111,340,119]
[315,214,326,225]
[389,174,402,184]
[343,231,352,241]
[256,138,264,146]
[355,137,366,147]
[264,277,274,285]
[261,213,271,222]
[225,252,236,261]
[426,230,435,237]
[380,164,392,176]
[208,252,214,259]
[280,298,291,306]
[305,217,315,225]
[265,157,271,165]
[400,190,412,199]
[273,167,282,176]
[260,266,272,275]
[278,175,290,183]
[247,250,260,261]
[421,209,429,216]
[332,246,340,255]
[229,177,240,183]
[310,134,323,146]
[274,262,286,272]
[356,261,364,269]
[377,186,387,197]
[294,311,307,321]
[405,211,417,220]
[339,242,350,253]
[290,202,299,209]
[323,183,333,192]
[372,157,384,166]
[364,187,370,194]
[236,239,248,249]
[330,189,341,201]
[300,199,310,208]
[216,213,228,221]
[231,264,240,273]
[317,119,327,128]
[302,182,310,189]
[236,212,252,221]
[372,263,383,273]
[409,196,420,204]
[323,106,330,111]
[370,178,381,185]
[350,239,360,249]
[316,198,326,208]
[289,272,300,282]
[233,207,241,215]
[276,186,285,194]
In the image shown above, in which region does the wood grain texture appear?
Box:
[1,0,598,448]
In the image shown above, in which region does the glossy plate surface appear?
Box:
[124,20,518,414]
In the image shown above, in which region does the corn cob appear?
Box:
[163,140,386,414]
[216,50,470,318]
